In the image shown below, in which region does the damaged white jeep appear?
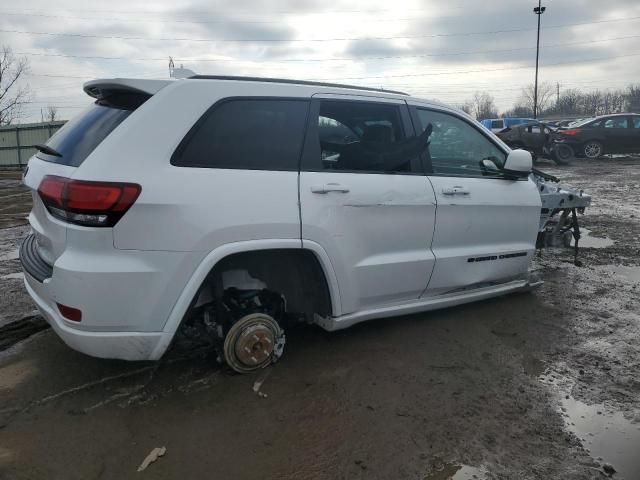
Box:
[20,76,590,372]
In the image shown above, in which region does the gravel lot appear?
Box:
[0,157,639,480]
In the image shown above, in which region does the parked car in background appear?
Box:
[496,121,573,165]
[481,117,535,133]
[555,113,640,158]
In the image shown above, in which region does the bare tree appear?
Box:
[554,88,582,116]
[519,82,555,115]
[41,105,58,122]
[502,104,533,118]
[465,91,498,120]
[0,46,30,125]
[581,90,603,116]
[627,84,640,113]
[459,102,473,115]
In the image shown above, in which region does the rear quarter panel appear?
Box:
[74,80,314,252]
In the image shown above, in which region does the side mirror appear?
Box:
[481,158,499,171]
[503,149,532,177]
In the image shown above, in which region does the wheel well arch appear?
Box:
[152,241,340,359]
[204,248,334,321]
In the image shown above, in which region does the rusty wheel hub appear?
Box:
[223,313,284,373]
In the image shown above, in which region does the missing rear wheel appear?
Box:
[223,313,285,373]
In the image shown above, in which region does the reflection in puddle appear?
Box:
[425,464,487,480]
[560,396,640,479]
[571,228,614,249]
[599,265,640,283]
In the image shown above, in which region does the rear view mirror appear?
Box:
[503,149,532,177]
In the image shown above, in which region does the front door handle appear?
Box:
[442,186,470,196]
[311,183,350,194]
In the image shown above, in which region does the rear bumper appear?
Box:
[20,234,53,282]
[23,272,165,360]
[19,233,201,361]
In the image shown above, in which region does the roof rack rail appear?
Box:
[187,75,408,96]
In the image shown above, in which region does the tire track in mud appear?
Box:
[0,315,49,352]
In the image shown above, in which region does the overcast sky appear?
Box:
[2,0,640,122]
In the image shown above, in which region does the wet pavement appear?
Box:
[0,158,639,479]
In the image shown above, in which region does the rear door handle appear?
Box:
[442,186,470,196]
[311,183,350,194]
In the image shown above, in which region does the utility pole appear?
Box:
[556,81,560,105]
[533,0,546,118]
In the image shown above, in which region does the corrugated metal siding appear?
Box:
[0,121,65,168]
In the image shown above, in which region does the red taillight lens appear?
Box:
[57,303,82,322]
[38,175,141,227]
[561,128,581,136]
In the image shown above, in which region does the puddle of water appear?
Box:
[561,396,640,479]
[599,265,640,283]
[424,464,487,480]
[571,228,615,249]
[0,272,23,280]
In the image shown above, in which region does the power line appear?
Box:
[2,16,639,43]
[311,52,640,81]
[0,10,425,24]
[14,34,640,64]
[21,51,640,83]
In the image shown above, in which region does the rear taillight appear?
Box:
[38,175,141,227]
[561,128,581,136]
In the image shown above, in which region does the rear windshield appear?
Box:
[36,102,133,167]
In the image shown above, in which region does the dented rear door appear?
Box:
[299,94,437,315]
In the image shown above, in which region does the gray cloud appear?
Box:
[2,0,639,120]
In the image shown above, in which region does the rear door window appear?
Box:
[633,117,640,129]
[36,103,134,167]
[604,117,628,128]
[303,100,422,174]
[172,99,309,171]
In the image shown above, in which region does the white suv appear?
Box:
[20,76,576,372]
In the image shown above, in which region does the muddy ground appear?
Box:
[0,158,639,480]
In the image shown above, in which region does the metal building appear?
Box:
[0,121,66,169]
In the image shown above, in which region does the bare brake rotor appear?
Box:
[223,313,285,373]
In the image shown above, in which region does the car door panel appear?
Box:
[425,176,540,296]
[299,96,436,314]
[410,105,541,297]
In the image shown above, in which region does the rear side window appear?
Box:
[603,117,628,128]
[36,103,133,167]
[172,99,309,171]
[304,100,422,174]
[491,120,503,129]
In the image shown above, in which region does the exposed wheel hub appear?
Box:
[223,313,285,373]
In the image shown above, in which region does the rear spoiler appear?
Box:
[83,78,172,98]
[83,78,172,110]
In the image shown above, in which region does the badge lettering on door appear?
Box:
[467,252,527,263]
